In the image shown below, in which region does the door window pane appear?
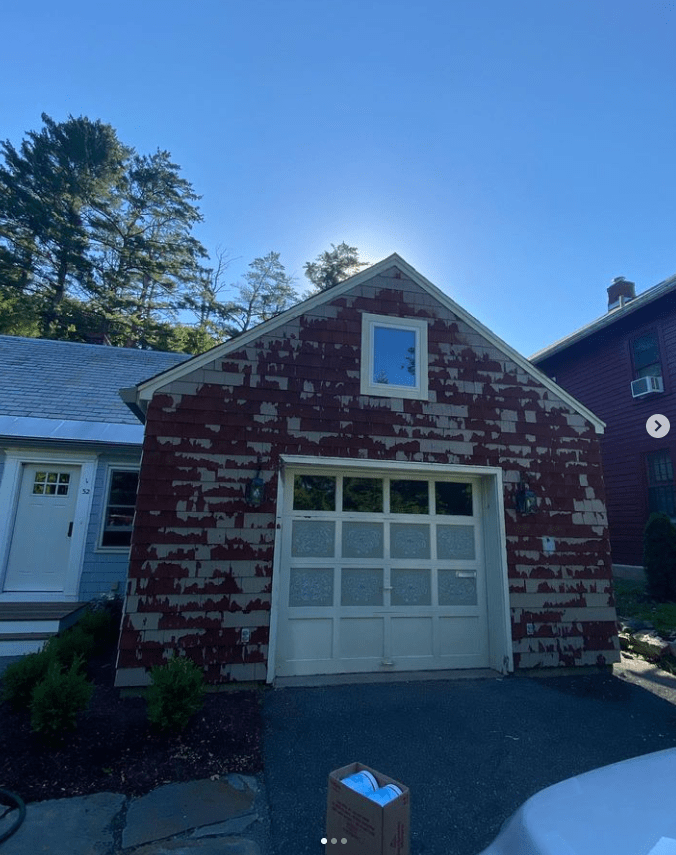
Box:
[293,475,336,511]
[289,568,334,606]
[341,568,383,606]
[391,568,431,605]
[373,326,417,387]
[343,477,383,512]
[390,524,431,559]
[342,522,384,558]
[390,480,428,514]
[291,520,335,557]
[435,482,472,515]
[437,525,475,560]
[438,569,477,605]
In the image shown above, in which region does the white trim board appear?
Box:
[126,253,605,435]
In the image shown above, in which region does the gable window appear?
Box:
[360,313,428,399]
[632,331,662,380]
[100,468,139,548]
[646,450,676,518]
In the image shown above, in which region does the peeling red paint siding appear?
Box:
[116,265,619,686]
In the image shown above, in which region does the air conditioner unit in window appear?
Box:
[631,375,664,398]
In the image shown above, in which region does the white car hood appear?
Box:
[479,747,676,855]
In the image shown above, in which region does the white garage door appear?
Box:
[274,466,490,677]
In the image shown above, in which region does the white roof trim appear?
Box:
[129,253,605,435]
[530,272,676,363]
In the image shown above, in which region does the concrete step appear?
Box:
[0,601,88,656]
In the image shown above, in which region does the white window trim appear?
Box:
[97,465,139,552]
[360,312,428,400]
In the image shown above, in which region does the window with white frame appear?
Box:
[100,468,139,548]
[360,313,428,399]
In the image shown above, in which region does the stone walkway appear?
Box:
[0,774,270,855]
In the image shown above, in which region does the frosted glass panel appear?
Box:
[342,522,384,558]
[436,525,475,560]
[390,524,431,559]
[291,520,335,557]
[438,569,477,605]
[341,568,383,606]
[289,568,334,606]
[391,569,431,606]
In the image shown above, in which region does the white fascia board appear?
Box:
[280,454,505,479]
[131,252,605,435]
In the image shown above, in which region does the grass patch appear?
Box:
[614,578,676,636]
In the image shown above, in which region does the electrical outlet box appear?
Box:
[526,623,535,636]
[241,628,251,643]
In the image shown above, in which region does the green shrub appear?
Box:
[146,655,205,732]
[77,607,115,646]
[49,626,95,669]
[643,512,676,601]
[1,646,56,710]
[30,656,93,737]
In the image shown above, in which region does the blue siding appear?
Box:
[78,452,141,600]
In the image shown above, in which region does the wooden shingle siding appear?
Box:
[117,266,618,685]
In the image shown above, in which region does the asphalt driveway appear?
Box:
[262,669,676,855]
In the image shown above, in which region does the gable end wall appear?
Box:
[117,268,619,685]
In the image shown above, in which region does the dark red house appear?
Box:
[532,273,676,569]
[115,254,619,686]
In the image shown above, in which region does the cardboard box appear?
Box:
[325,762,410,855]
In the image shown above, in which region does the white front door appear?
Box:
[4,463,81,592]
[275,467,490,678]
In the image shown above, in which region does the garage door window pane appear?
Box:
[293,475,336,510]
[391,568,431,605]
[438,570,477,605]
[437,525,475,560]
[342,522,384,558]
[343,477,383,512]
[289,568,334,606]
[390,480,428,514]
[291,521,335,556]
[391,523,431,559]
[435,482,472,515]
[341,568,383,606]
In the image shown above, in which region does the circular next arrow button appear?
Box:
[647,414,671,439]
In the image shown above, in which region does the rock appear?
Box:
[630,631,671,660]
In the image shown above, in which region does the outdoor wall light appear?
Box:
[245,462,266,507]
[515,480,537,515]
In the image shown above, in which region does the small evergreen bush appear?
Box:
[30,656,93,737]
[1,646,55,709]
[77,607,115,646]
[643,512,676,601]
[146,655,205,732]
[49,626,96,669]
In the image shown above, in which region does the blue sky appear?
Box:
[2,0,676,356]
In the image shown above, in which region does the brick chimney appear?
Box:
[607,276,636,311]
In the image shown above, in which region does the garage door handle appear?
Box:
[382,586,393,591]
[67,522,73,538]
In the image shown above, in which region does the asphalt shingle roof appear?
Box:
[0,335,190,425]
